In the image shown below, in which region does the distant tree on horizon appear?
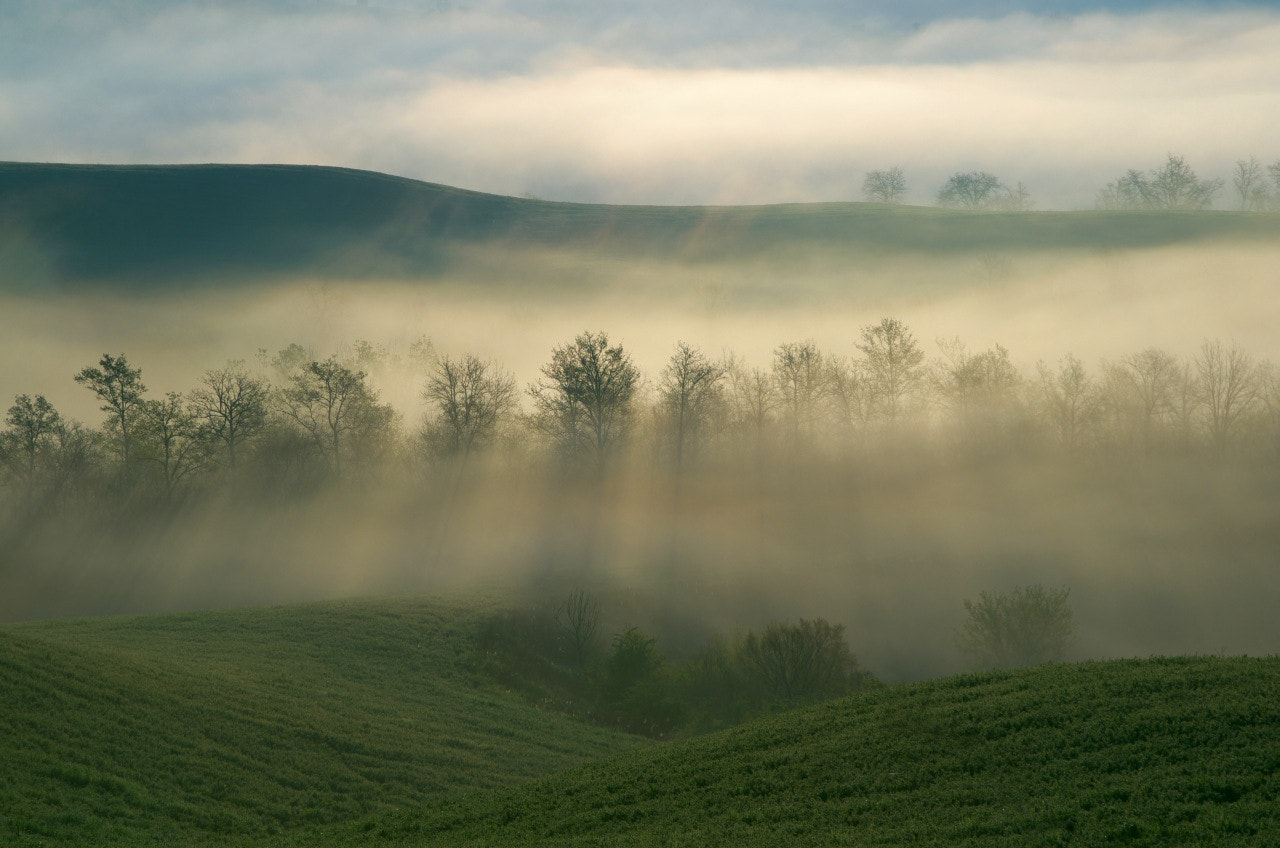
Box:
[862,167,907,204]
[936,171,1031,211]
[1097,154,1222,210]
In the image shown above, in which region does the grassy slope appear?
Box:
[0,597,647,846]
[2,162,1277,291]
[281,656,1280,847]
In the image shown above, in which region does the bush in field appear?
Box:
[602,626,683,736]
[739,618,871,708]
[957,584,1075,670]
[475,602,876,737]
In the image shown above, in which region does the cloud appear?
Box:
[1,3,1278,207]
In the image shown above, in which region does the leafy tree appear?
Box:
[528,332,639,467]
[602,626,682,735]
[862,167,906,204]
[189,361,268,470]
[1098,154,1222,210]
[857,318,925,422]
[74,353,146,479]
[2,394,61,485]
[739,618,867,707]
[957,584,1075,669]
[421,354,517,463]
[656,342,725,475]
[604,626,660,699]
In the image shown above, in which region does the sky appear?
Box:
[2,0,1279,208]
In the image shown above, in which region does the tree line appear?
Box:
[3,321,1279,513]
[862,154,1280,211]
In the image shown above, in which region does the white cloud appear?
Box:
[2,5,1278,208]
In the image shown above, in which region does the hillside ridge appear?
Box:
[3,161,1277,291]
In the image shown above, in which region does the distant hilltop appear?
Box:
[1,162,1276,292]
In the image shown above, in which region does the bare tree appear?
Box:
[189,361,268,470]
[138,392,206,500]
[1001,181,1034,211]
[555,589,600,675]
[932,339,1022,445]
[656,342,725,475]
[421,354,517,463]
[957,584,1075,670]
[724,354,776,459]
[739,618,866,706]
[1102,348,1182,453]
[1035,354,1102,453]
[937,171,1005,209]
[1233,157,1269,211]
[1098,154,1222,210]
[74,353,147,479]
[1257,362,1280,459]
[861,167,906,204]
[772,340,830,446]
[278,357,396,477]
[529,331,640,467]
[857,318,925,422]
[1194,339,1260,457]
[825,357,870,442]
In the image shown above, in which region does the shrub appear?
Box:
[957,584,1075,669]
[739,618,870,708]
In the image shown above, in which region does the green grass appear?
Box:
[271,655,1280,847]
[5,596,1276,847]
[2,162,1277,292]
[0,597,647,846]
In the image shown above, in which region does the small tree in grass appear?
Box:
[957,584,1075,670]
[555,589,600,677]
[739,617,869,707]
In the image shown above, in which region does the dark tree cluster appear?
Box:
[480,589,875,738]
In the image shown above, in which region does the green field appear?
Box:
[0,597,647,846]
[276,654,1280,848]
[3,598,1276,847]
[2,162,1277,292]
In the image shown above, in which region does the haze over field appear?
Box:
[2,0,1279,685]
[3,0,1279,208]
[2,192,1278,681]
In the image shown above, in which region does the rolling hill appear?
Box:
[2,162,1277,292]
[4,596,1277,847]
[270,655,1280,847]
[0,597,647,846]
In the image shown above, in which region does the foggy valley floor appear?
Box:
[4,452,1278,681]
